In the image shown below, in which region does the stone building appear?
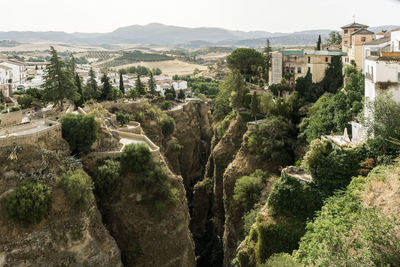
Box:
[341,22,374,70]
[269,50,346,85]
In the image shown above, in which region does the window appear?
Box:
[325,57,329,62]
[297,67,301,74]
[308,57,311,63]
[344,41,348,45]
[294,56,297,60]
[361,37,366,42]
[344,30,348,34]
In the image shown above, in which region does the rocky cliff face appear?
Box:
[0,144,122,267]
[90,157,196,267]
[222,131,280,266]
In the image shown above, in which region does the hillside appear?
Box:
[0,23,396,47]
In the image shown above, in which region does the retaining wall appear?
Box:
[0,120,61,147]
[0,110,22,127]
[117,121,141,134]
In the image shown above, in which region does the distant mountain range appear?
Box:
[0,23,398,48]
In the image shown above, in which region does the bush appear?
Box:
[233,170,267,212]
[59,169,94,210]
[248,116,295,166]
[216,112,235,139]
[17,94,34,109]
[304,139,359,196]
[60,114,99,155]
[165,93,174,100]
[159,116,175,136]
[121,143,151,173]
[267,176,322,220]
[161,100,172,110]
[5,181,51,225]
[261,253,302,267]
[116,112,130,126]
[93,159,121,198]
[10,106,21,112]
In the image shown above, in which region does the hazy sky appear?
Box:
[2,0,399,33]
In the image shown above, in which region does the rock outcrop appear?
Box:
[0,144,122,267]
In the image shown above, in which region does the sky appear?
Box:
[1,0,399,33]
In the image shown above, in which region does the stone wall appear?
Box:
[0,120,61,147]
[0,110,22,127]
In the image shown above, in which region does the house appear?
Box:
[155,79,188,96]
[341,22,374,70]
[0,59,27,88]
[269,50,346,85]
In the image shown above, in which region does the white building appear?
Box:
[155,80,188,96]
[364,28,400,103]
[0,59,27,87]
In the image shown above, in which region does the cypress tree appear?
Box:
[135,74,145,95]
[86,67,98,100]
[74,73,84,107]
[100,73,112,101]
[119,72,125,96]
[317,35,322,51]
[264,39,272,83]
[250,91,259,120]
[148,71,156,95]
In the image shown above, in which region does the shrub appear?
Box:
[267,176,322,220]
[59,169,94,210]
[243,205,262,237]
[234,171,266,212]
[216,112,235,139]
[17,94,34,109]
[303,139,359,196]
[5,181,51,225]
[116,112,130,126]
[121,143,151,173]
[60,114,99,155]
[248,116,295,166]
[161,100,172,110]
[165,92,174,100]
[93,159,121,198]
[10,106,21,112]
[261,253,302,267]
[159,116,175,136]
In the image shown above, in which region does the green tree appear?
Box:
[121,143,152,173]
[59,169,94,210]
[250,91,259,120]
[128,88,140,100]
[74,73,84,107]
[229,70,248,111]
[17,94,33,109]
[178,89,185,100]
[226,48,265,81]
[326,31,342,45]
[100,73,112,101]
[303,139,359,196]
[233,170,266,212]
[119,72,125,96]
[69,54,76,75]
[94,160,121,198]
[159,116,175,136]
[5,181,51,225]
[316,35,322,50]
[85,67,98,100]
[147,71,156,95]
[135,74,145,95]
[42,46,79,108]
[60,114,99,155]
[321,55,343,94]
[264,39,272,83]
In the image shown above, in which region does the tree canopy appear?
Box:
[226,48,265,79]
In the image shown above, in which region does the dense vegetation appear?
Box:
[60,114,99,155]
[5,181,51,225]
[121,143,178,212]
[59,169,95,210]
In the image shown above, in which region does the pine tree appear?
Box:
[119,72,125,96]
[250,91,259,120]
[263,39,272,83]
[85,67,98,100]
[42,46,78,108]
[69,55,76,75]
[74,73,84,107]
[100,73,112,101]
[229,70,247,111]
[135,74,145,95]
[147,71,156,95]
[317,35,322,51]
